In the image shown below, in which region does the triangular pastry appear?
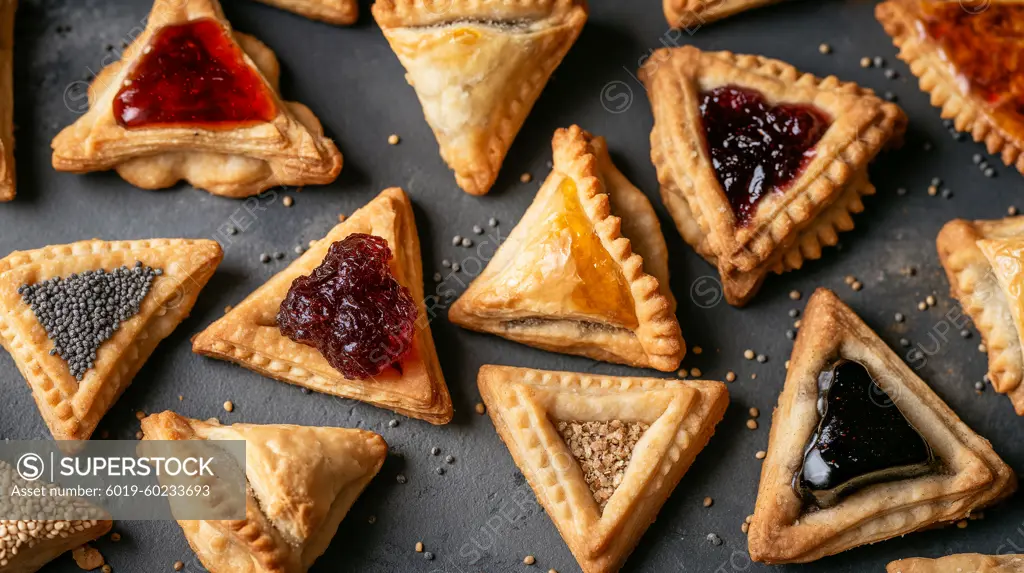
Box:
[51,0,342,199]
[937,216,1024,415]
[449,126,685,371]
[140,411,387,573]
[878,0,1024,176]
[640,46,906,306]
[0,461,113,573]
[478,365,729,573]
[193,187,453,424]
[252,0,357,25]
[748,288,1016,564]
[888,554,1024,572]
[664,0,780,29]
[0,238,222,440]
[371,0,587,196]
[0,0,14,202]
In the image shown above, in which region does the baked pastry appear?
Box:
[449,126,685,371]
[937,216,1024,415]
[0,0,14,202]
[0,461,112,573]
[140,411,387,573]
[0,238,222,440]
[371,0,587,195]
[193,187,453,424]
[748,288,1016,564]
[664,0,779,29]
[252,0,357,24]
[51,0,342,199]
[878,0,1024,175]
[640,46,906,306]
[888,554,1024,572]
[478,365,728,573]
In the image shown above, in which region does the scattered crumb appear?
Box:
[557,420,648,510]
[415,541,424,553]
[72,545,104,570]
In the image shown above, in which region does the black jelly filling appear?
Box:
[795,359,936,509]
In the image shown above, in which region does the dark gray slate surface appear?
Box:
[2,0,1023,571]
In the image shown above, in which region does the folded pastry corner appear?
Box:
[878,0,1024,176]
[0,0,15,203]
[937,216,1024,415]
[478,365,728,573]
[372,0,587,195]
[449,125,685,371]
[193,187,453,424]
[640,45,905,306]
[663,0,780,29]
[141,410,387,573]
[748,288,1016,564]
[51,0,342,198]
[253,0,357,25]
[0,238,222,440]
[888,554,1024,572]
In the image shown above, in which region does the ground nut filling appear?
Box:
[556,419,649,511]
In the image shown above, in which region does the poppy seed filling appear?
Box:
[18,262,161,380]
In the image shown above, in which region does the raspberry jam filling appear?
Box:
[699,85,831,226]
[921,2,1024,118]
[277,234,418,380]
[795,359,936,509]
[114,18,277,129]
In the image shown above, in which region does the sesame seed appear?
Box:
[927,185,938,196]
[755,450,766,459]
[433,272,442,282]
[452,235,462,246]
[274,252,284,260]
[415,542,424,552]
[446,455,455,464]
[785,329,796,340]
[223,401,234,413]
[956,520,968,529]
[436,467,445,475]
[520,173,533,183]
[424,552,434,561]
[707,533,723,546]
[926,295,936,306]
[103,566,112,573]
[294,245,305,255]
[431,447,441,456]
[473,225,483,235]
[885,91,897,102]
[789,290,801,300]
[524,555,536,565]
[973,154,983,164]
[442,259,451,268]
[368,515,376,524]
[703,496,713,507]
[788,309,800,318]
[489,217,498,227]
[975,381,984,391]
[725,371,736,382]
[884,69,898,79]
[174,561,184,571]
[874,56,885,67]
[918,301,928,311]
[979,343,988,353]
[1010,206,1019,216]
[388,419,399,428]
[452,262,461,272]
[860,56,872,68]
[690,368,702,377]
[260,253,271,264]
[961,329,971,339]
[396,474,407,484]
[475,402,486,415]
[741,522,749,534]
[756,354,767,363]
[749,407,759,418]
[743,349,755,360]
[844,275,856,285]
[226,226,238,235]
[693,346,703,355]
[282,196,294,207]
[818,43,831,54]
[461,238,473,247]
[746,419,758,430]
[985,167,996,177]
[894,312,905,323]
[851,281,863,291]
[387,134,400,145]
[110,533,121,542]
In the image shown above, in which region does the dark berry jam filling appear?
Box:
[277,234,418,380]
[699,85,831,225]
[795,359,935,509]
[922,2,1024,119]
[114,18,277,129]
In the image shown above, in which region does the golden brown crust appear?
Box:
[0,238,222,440]
[50,0,342,198]
[748,288,1017,564]
[253,0,357,25]
[371,0,587,195]
[640,46,906,306]
[192,187,453,424]
[141,411,387,573]
[877,0,1024,175]
[888,554,1024,573]
[478,365,728,573]
[449,126,685,371]
[937,217,1024,415]
[663,0,779,29]
[0,0,15,202]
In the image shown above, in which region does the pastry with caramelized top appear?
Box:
[449,126,685,371]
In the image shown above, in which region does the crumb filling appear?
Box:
[556,420,649,511]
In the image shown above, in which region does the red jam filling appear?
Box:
[699,86,831,225]
[277,234,418,380]
[921,2,1024,118]
[113,18,277,129]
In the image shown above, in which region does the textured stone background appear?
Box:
[1,0,1022,571]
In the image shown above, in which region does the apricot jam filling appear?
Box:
[114,18,277,129]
